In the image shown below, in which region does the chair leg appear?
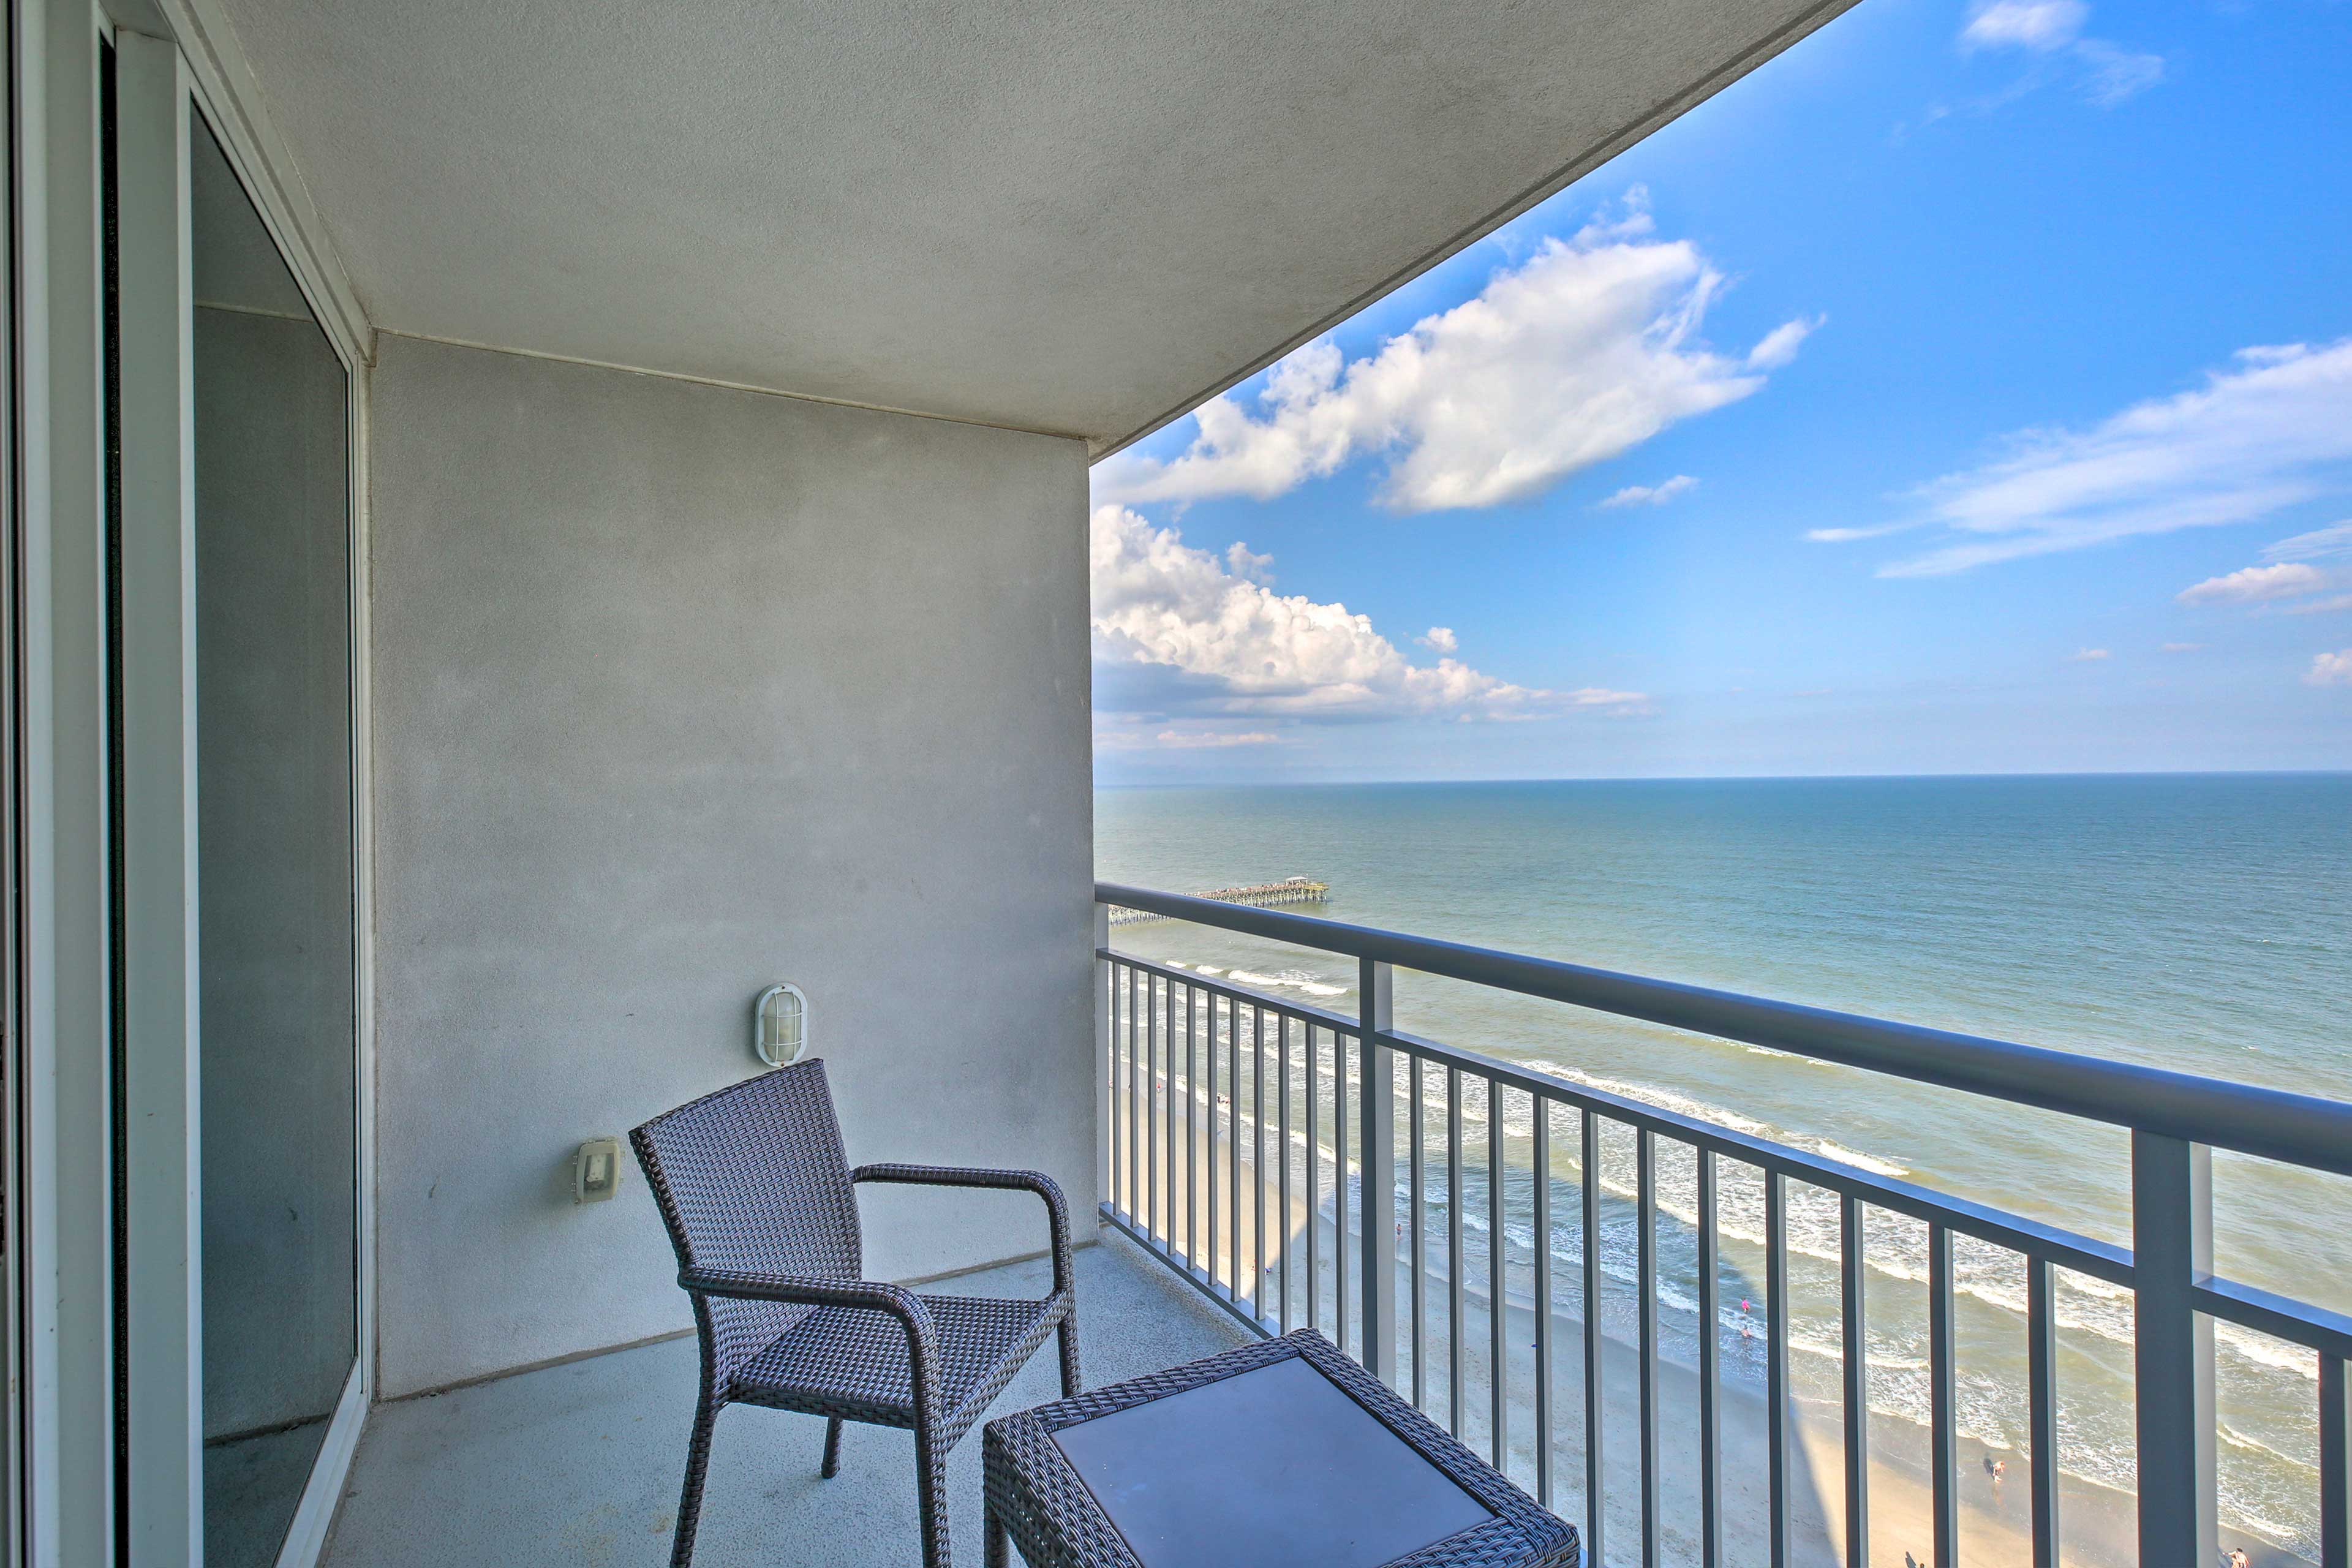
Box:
[914,1421,952,1568]
[820,1416,844,1479]
[671,1398,722,1568]
[1057,1308,1082,1397]
[986,1506,1009,1568]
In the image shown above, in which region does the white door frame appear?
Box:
[113,22,377,1568]
[13,2,123,1562]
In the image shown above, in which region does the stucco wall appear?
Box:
[366,335,1095,1398]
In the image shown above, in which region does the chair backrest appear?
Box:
[631,1060,863,1382]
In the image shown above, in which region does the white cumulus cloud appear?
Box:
[2177,563,2331,605]
[1864,339,2352,576]
[2308,650,2352,687]
[1091,190,1812,514]
[1599,475,1700,510]
[1089,505,1645,719]
[1417,627,1459,654]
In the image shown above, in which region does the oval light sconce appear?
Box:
[753,982,809,1067]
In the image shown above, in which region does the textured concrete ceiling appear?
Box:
[216,0,1857,453]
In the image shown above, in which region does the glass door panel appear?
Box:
[187,117,357,1567]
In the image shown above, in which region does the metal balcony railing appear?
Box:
[1091,881,2352,1568]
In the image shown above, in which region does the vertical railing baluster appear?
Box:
[1928,1224,1958,1568]
[1583,1111,1607,1568]
[1186,985,1200,1273]
[1097,911,1112,1216]
[1204,1001,1223,1297]
[1213,1001,1232,1297]
[1251,1006,1270,1325]
[2028,1255,2059,1568]
[1490,1080,1509,1472]
[1360,958,1397,1385]
[1252,1005,1267,1318]
[1638,1129,1659,1568]
[1102,959,1114,1215]
[1767,1169,1790,1568]
[1448,1066,1466,1439]
[1278,1015,1293,1333]
[1229,997,1242,1306]
[1306,1023,1321,1335]
[1698,1149,1722,1568]
[2322,1352,2349,1568]
[1336,1028,1351,1357]
[1173,982,1185,1256]
[1133,963,1143,1222]
[1145,972,1158,1244]
[1411,1053,1428,1412]
[1842,1195,1869,1568]
[1534,1099,1555,1510]
[2131,1132,2216,1568]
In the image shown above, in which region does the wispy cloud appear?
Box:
[1153,729,1280,749]
[1599,475,1700,510]
[1959,1,2163,107]
[2068,647,2111,662]
[2264,521,2352,563]
[2308,650,2352,687]
[2283,595,2352,617]
[1091,190,1814,514]
[1856,339,2352,576]
[1961,0,2089,53]
[2160,642,2203,653]
[2071,40,2165,107]
[1805,522,1912,544]
[2178,563,2331,605]
[1090,505,1646,720]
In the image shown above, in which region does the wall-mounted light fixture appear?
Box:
[753,982,808,1067]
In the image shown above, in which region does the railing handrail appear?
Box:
[1094,880,2352,1180]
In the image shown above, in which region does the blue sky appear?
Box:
[1089,0,2352,783]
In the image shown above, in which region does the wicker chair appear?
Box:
[631,1060,1080,1568]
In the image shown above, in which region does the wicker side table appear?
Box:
[982,1330,1578,1568]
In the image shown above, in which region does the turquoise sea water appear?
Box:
[1096,774,2352,1561]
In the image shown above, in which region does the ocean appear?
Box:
[1096,774,2352,1562]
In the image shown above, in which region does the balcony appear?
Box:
[13,3,2348,1566]
[296,883,2352,1568]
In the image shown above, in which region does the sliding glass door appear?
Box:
[106,36,363,1566]
[186,118,358,1568]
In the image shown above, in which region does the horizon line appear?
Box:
[1095,766,2352,789]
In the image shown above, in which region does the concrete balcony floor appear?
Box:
[320,1227,1250,1567]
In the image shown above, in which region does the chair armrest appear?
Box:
[677,1266,943,1412]
[851,1164,1075,1295]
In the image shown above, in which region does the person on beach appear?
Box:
[2229,1548,2250,1568]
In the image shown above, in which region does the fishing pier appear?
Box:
[1105,876,1329,927]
